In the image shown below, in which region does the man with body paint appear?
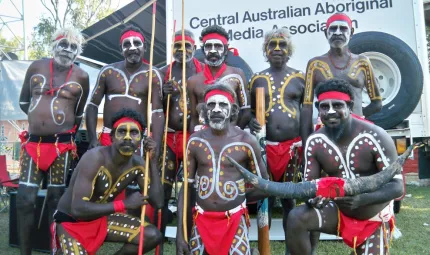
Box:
[288,79,402,255]
[248,28,304,254]
[86,24,165,159]
[159,29,204,238]
[53,109,163,255]
[187,25,251,132]
[176,84,270,255]
[301,13,382,143]
[17,27,89,255]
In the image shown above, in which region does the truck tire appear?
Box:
[349,31,423,129]
[194,50,254,81]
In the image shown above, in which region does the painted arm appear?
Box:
[352,131,404,206]
[300,60,317,144]
[19,62,37,114]
[85,68,107,148]
[303,137,322,182]
[74,71,90,129]
[150,69,166,161]
[247,74,265,133]
[236,69,251,129]
[188,78,198,133]
[244,134,270,202]
[362,57,382,117]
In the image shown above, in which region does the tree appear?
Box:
[29,0,116,59]
[0,34,24,60]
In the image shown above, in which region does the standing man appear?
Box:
[248,28,304,254]
[159,29,203,237]
[86,24,165,158]
[53,109,163,255]
[188,25,250,132]
[176,84,270,255]
[301,13,382,143]
[17,27,89,255]
[288,79,402,254]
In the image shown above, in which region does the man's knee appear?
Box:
[287,205,314,228]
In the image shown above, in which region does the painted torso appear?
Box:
[27,59,84,135]
[304,54,379,116]
[249,67,304,141]
[189,128,260,212]
[91,61,162,128]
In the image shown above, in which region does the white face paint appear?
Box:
[203,39,226,67]
[206,94,232,130]
[121,36,144,52]
[53,38,79,67]
[327,21,351,48]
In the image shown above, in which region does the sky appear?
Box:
[0,0,133,57]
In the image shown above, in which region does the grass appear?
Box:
[0,186,428,254]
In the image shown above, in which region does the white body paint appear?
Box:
[327,20,351,48]
[203,39,224,56]
[206,94,231,130]
[121,36,144,52]
[187,137,262,201]
[218,74,249,108]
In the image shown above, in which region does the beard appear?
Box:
[174,51,194,63]
[325,123,346,142]
[204,53,226,67]
[53,53,75,67]
[209,119,227,130]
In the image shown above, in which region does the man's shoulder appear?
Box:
[227,65,244,75]
[73,64,89,80]
[77,147,105,171]
[235,128,257,145]
[131,154,145,166]
[308,55,328,63]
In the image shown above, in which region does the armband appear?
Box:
[113,200,126,213]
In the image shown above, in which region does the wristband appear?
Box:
[113,200,126,213]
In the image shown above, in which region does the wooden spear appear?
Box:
[155,19,176,255]
[138,1,157,254]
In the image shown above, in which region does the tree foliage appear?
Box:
[29,0,116,59]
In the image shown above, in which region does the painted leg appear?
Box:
[355,223,392,255]
[189,222,205,255]
[56,223,89,255]
[229,216,251,255]
[47,152,70,226]
[16,153,43,255]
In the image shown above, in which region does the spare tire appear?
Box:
[194,50,254,81]
[349,31,423,129]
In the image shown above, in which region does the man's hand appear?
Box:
[306,196,331,209]
[143,137,157,156]
[88,139,101,150]
[334,195,363,210]
[248,118,262,134]
[123,192,149,210]
[176,238,191,255]
[163,80,180,97]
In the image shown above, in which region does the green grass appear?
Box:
[0,186,428,254]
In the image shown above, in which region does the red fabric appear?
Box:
[266,137,302,182]
[120,30,144,44]
[22,142,76,171]
[316,177,345,198]
[47,58,73,95]
[204,64,227,85]
[166,131,190,170]
[113,117,143,131]
[204,89,234,103]
[351,113,374,124]
[146,204,155,223]
[60,216,108,255]
[228,47,239,56]
[202,33,228,44]
[327,13,352,28]
[55,35,65,41]
[164,58,203,82]
[114,200,126,213]
[338,212,395,248]
[194,208,245,255]
[317,91,351,102]
[174,35,195,45]
[99,132,112,146]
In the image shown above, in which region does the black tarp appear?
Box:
[81,0,167,67]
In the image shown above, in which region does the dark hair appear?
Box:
[203,83,239,123]
[314,78,354,108]
[199,25,229,43]
[110,108,146,131]
[119,25,146,46]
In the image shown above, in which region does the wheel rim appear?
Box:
[361,52,402,107]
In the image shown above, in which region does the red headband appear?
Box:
[326,13,352,28]
[120,30,145,44]
[202,33,228,45]
[317,91,351,102]
[174,35,195,45]
[113,117,143,131]
[205,90,234,103]
[55,35,65,41]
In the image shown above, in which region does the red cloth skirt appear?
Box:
[266,136,302,182]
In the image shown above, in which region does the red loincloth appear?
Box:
[166,131,190,170]
[193,205,247,255]
[19,131,76,171]
[316,177,345,198]
[266,136,302,182]
[338,210,395,248]
[53,216,108,255]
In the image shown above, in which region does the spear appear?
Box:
[138,1,157,255]
[156,19,176,255]
[227,143,421,199]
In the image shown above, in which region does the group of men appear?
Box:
[15,11,403,255]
